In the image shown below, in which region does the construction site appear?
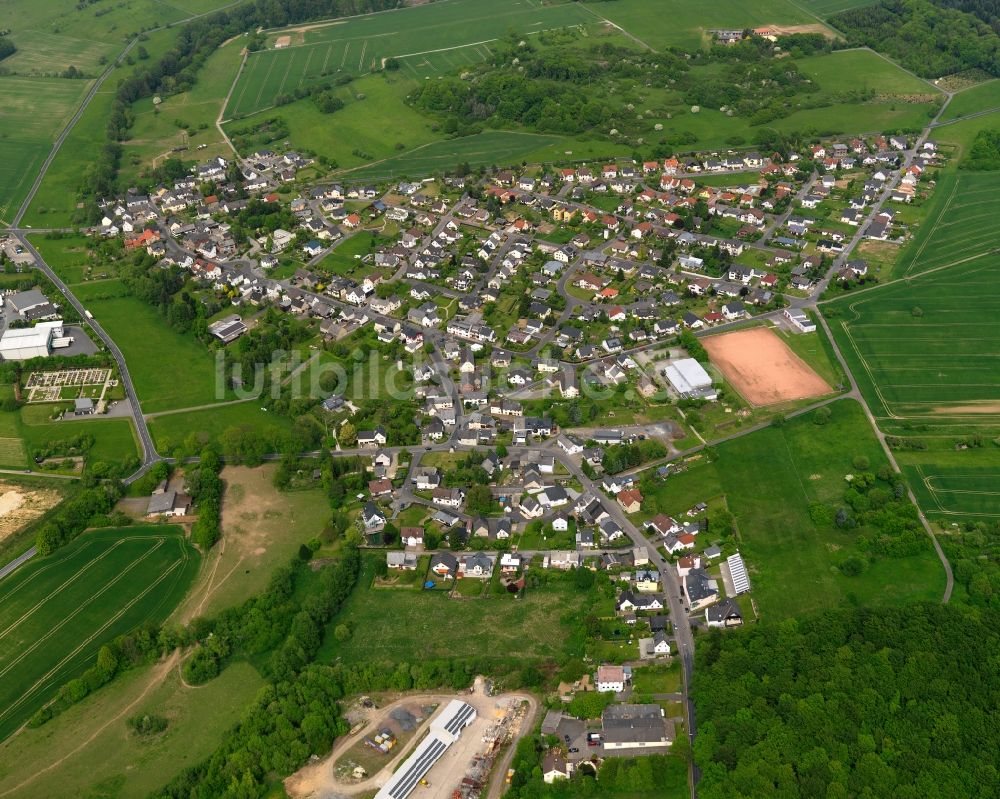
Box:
[285,682,537,799]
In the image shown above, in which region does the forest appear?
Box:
[693,603,1000,798]
[830,0,1000,77]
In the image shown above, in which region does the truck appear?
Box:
[84,310,93,319]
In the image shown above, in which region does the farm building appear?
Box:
[0,321,70,361]
[146,490,191,517]
[374,700,477,799]
[663,358,717,400]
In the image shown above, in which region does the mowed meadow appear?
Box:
[0,526,198,741]
[641,400,945,618]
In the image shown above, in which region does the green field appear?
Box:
[0,76,92,224]
[823,253,1000,518]
[796,49,941,97]
[583,0,819,51]
[148,403,294,454]
[24,234,99,285]
[227,0,595,117]
[338,130,565,181]
[0,526,199,742]
[227,72,441,171]
[890,172,1000,279]
[642,400,945,617]
[317,556,602,664]
[938,78,1000,122]
[799,0,879,15]
[1,29,117,77]
[71,285,230,414]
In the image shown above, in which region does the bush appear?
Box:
[127,713,169,736]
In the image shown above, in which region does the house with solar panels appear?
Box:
[374,700,477,799]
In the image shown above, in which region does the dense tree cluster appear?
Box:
[930,0,1000,33]
[0,39,15,61]
[963,128,1000,169]
[944,518,1000,606]
[831,0,1000,77]
[682,54,816,125]
[600,439,668,474]
[187,449,224,550]
[693,603,1000,798]
[34,484,122,555]
[411,40,683,136]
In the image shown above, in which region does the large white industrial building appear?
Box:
[374,700,477,799]
[0,321,71,361]
[663,357,717,400]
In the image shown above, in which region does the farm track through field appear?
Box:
[0,557,187,736]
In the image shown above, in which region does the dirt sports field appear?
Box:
[703,327,832,406]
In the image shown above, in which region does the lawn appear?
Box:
[632,663,682,695]
[0,659,262,799]
[0,402,139,471]
[148,402,294,454]
[71,285,231,413]
[0,525,199,742]
[641,400,945,618]
[316,555,602,664]
[24,234,98,285]
[228,0,595,116]
[584,0,822,51]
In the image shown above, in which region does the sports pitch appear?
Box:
[225,0,595,117]
[0,526,198,741]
